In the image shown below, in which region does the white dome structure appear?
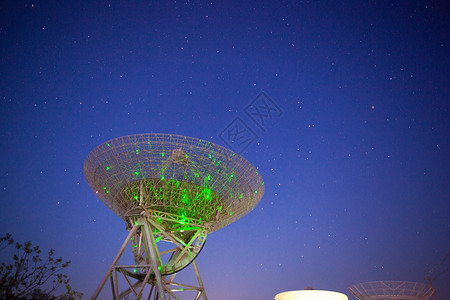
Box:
[275,290,348,300]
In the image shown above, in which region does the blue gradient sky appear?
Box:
[1,1,449,299]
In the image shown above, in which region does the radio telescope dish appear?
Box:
[84,133,264,300]
[348,281,435,300]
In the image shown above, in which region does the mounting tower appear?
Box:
[84,134,264,299]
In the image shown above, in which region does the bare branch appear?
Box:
[0,234,83,300]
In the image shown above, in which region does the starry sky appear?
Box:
[0,1,449,299]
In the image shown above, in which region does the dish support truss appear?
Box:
[92,208,208,300]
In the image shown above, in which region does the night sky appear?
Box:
[1,1,449,299]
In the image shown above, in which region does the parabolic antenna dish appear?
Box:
[85,134,264,299]
[348,281,435,300]
[84,133,265,233]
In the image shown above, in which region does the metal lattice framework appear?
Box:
[348,281,435,300]
[84,133,264,300]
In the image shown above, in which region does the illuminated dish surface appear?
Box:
[84,133,264,233]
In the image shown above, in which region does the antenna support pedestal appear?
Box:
[91,211,208,300]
